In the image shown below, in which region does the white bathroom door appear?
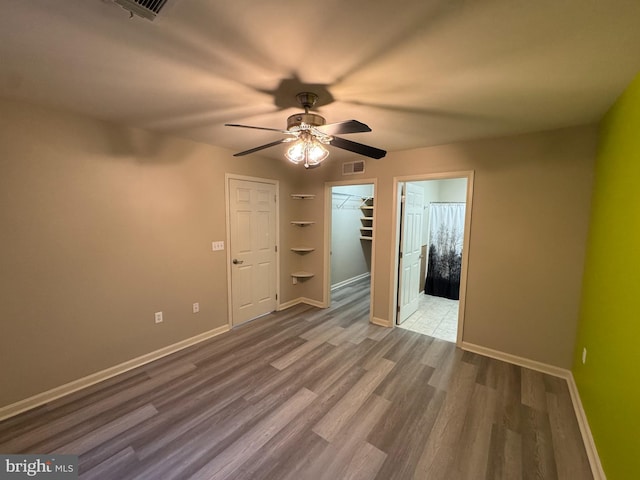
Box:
[228,179,277,326]
[397,183,424,324]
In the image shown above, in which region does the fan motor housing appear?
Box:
[287,113,326,130]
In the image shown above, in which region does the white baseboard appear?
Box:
[300,297,326,308]
[565,373,607,479]
[461,341,605,479]
[278,298,303,310]
[0,325,229,422]
[331,272,371,291]
[278,297,326,310]
[460,341,570,378]
[371,316,392,328]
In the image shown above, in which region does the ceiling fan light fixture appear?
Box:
[226,91,386,163]
[307,141,330,164]
[285,140,305,164]
[285,133,329,167]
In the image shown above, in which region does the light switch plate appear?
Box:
[212,241,225,251]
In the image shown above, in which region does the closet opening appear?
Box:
[324,181,376,319]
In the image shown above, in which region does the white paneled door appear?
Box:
[398,182,424,324]
[229,179,277,326]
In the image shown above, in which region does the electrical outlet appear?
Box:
[212,241,225,251]
[192,302,200,313]
[582,347,587,364]
[154,311,163,324]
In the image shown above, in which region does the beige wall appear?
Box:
[0,98,301,407]
[0,96,597,409]
[438,178,468,202]
[306,125,597,368]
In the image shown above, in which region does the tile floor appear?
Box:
[397,293,459,342]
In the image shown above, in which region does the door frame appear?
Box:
[389,171,474,345]
[225,173,280,328]
[323,178,377,322]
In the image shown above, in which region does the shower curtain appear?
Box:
[425,203,465,300]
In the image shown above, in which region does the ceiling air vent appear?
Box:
[342,160,365,175]
[113,0,169,20]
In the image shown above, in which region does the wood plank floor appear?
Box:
[0,278,593,479]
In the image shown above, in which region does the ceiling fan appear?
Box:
[225,92,386,168]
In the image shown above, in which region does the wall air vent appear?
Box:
[113,0,168,21]
[342,160,365,175]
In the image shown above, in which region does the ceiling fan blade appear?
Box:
[225,123,292,135]
[315,119,371,135]
[233,139,289,157]
[330,136,386,159]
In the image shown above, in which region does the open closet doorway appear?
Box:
[394,173,473,344]
[324,180,376,319]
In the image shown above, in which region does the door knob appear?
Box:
[232,259,244,265]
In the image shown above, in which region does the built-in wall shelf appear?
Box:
[359,197,374,241]
[290,195,315,282]
[290,194,316,199]
[290,221,315,226]
[291,271,314,278]
[291,247,315,253]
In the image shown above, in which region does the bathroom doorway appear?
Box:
[393,173,473,344]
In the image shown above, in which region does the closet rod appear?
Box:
[425,201,465,209]
[332,192,369,209]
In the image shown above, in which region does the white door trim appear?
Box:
[323,178,377,322]
[225,173,280,328]
[389,171,474,346]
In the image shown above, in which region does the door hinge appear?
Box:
[397,305,401,313]
[399,252,403,259]
[275,293,278,300]
[275,245,278,253]
[274,194,277,202]
[401,195,406,203]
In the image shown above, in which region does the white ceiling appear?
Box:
[1,0,639,161]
